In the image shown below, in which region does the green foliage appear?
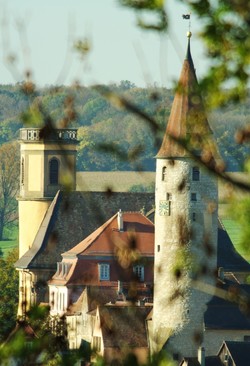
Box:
[119,0,168,32]
[0,142,19,240]
[0,84,249,172]
[129,182,155,192]
[230,197,250,258]
[0,248,19,342]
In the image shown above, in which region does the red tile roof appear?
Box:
[49,212,154,286]
[63,212,154,257]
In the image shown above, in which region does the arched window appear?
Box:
[192,166,200,181]
[162,166,167,181]
[49,158,59,185]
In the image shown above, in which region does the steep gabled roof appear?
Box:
[179,356,223,366]
[157,34,218,161]
[98,305,151,348]
[63,211,154,258]
[217,223,250,272]
[49,211,154,286]
[218,341,250,366]
[16,191,154,270]
[204,283,250,330]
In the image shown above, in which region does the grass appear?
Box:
[220,217,250,261]
[0,226,18,258]
[76,171,155,192]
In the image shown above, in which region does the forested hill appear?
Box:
[0,81,249,171]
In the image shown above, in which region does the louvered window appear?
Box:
[49,158,59,184]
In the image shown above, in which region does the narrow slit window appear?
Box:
[166,192,172,201]
[21,157,24,185]
[49,158,59,185]
[192,212,196,221]
[162,166,167,181]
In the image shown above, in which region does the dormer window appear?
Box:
[133,265,144,282]
[49,158,59,185]
[192,166,200,181]
[99,264,110,281]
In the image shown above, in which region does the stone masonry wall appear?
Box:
[152,157,218,358]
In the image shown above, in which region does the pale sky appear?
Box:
[0,0,206,87]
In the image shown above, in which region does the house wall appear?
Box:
[67,313,90,350]
[72,258,154,286]
[49,285,69,316]
[17,268,52,317]
[204,329,250,356]
[18,200,51,258]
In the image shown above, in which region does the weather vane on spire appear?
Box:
[182,12,191,35]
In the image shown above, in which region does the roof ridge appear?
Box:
[62,213,118,257]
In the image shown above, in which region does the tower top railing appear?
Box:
[19,128,78,143]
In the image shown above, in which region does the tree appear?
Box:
[0,248,19,342]
[0,141,19,240]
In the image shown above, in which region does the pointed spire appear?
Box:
[185,31,193,65]
[157,33,218,162]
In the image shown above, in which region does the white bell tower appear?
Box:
[17,127,78,317]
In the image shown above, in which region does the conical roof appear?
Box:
[157,34,219,163]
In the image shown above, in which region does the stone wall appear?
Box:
[152,157,218,358]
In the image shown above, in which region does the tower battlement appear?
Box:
[19,128,78,143]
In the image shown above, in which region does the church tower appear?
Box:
[17,127,78,316]
[152,33,220,358]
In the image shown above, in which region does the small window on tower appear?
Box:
[192,212,196,221]
[192,166,200,181]
[191,193,197,201]
[166,192,172,200]
[162,166,167,181]
[49,158,59,185]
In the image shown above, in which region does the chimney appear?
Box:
[118,280,123,294]
[117,209,123,232]
[198,346,205,366]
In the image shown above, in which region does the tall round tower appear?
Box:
[17,127,78,316]
[152,34,220,358]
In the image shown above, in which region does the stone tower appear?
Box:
[152,34,220,358]
[17,127,78,316]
